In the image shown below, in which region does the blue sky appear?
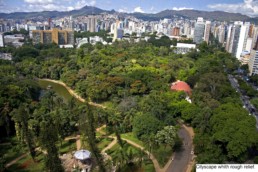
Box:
[0,0,258,17]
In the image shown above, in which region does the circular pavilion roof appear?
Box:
[171,81,192,95]
[74,150,91,160]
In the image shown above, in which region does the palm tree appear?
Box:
[107,110,123,147]
[112,147,128,170]
[0,102,11,137]
[11,104,36,161]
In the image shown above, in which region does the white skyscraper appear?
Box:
[0,33,4,47]
[218,24,226,44]
[236,22,249,59]
[226,24,233,52]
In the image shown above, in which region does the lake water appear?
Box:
[38,79,75,102]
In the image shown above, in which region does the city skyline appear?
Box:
[1,0,258,17]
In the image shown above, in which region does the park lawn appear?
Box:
[96,126,107,137]
[121,132,144,147]
[152,145,173,168]
[99,126,107,135]
[0,137,28,163]
[97,137,113,150]
[101,101,115,109]
[7,152,44,172]
[141,158,155,172]
[58,139,77,154]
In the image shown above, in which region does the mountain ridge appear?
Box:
[0,5,258,23]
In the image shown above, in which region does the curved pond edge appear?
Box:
[38,78,106,109]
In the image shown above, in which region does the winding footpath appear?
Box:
[40,78,196,172]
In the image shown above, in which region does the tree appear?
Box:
[0,156,6,172]
[155,126,177,149]
[250,74,258,86]
[132,113,164,140]
[11,104,36,161]
[79,104,106,172]
[211,103,258,161]
[13,46,39,62]
[39,121,64,172]
[181,103,200,123]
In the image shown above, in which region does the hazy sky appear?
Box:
[1,0,258,17]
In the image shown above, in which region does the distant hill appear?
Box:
[131,9,252,22]
[0,6,107,20]
[0,5,257,23]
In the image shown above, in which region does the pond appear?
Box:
[38,79,76,102]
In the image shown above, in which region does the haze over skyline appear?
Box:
[1,0,258,17]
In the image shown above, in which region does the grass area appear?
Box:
[152,145,173,167]
[121,133,173,168]
[0,137,28,163]
[121,132,144,147]
[97,137,113,150]
[96,127,107,137]
[6,151,44,172]
[106,142,155,172]
[101,101,115,108]
[58,139,77,154]
[99,127,107,135]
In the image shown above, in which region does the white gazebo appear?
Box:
[74,150,91,160]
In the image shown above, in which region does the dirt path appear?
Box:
[5,147,48,168]
[76,135,81,150]
[95,125,161,171]
[5,153,29,168]
[101,136,117,160]
[121,138,162,172]
[96,125,106,135]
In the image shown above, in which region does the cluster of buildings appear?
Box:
[2,12,258,75]
[0,33,25,47]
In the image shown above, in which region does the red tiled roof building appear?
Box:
[170,80,192,96]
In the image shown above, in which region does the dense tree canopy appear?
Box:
[1,37,258,170]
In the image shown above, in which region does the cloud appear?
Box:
[118,8,128,13]
[208,0,258,17]
[172,7,194,11]
[133,6,144,13]
[24,0,54,5]
[75,0,96,9]
[0,0,98,13]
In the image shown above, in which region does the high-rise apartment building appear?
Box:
[113,20,124,42]
[204,21,211,43]
[193,17,205,44]
[87,16,97,32]
[0,33,4,47]
[226,24,233,52]
[172,27,180,36]
[231,24,241,58]
[32,28,74,45]
[218,24,226,44]
[252,26,258,49]
[236,22,249,59]
[249,39,258,75]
